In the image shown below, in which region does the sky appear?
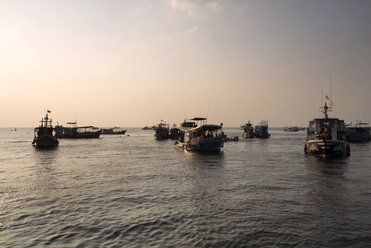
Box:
[0,0,370,127]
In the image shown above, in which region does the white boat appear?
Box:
[305,102,350,156]
[176,117,223,152]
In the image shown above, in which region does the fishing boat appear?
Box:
[305,102,350,156]
[284,126,299,132]
[254,120,270,138]
[55,122,101,138]
[242,121,255,138]
[169,125,180,140]
[154,121,169,140]
[32,111,59,148]
[176,117,223,152]
[102,127,127,135]
[346,121,371,142]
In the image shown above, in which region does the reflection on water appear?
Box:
[306,154,349,175]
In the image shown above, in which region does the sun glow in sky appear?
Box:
[0,0,370,127]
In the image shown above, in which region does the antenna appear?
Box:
[330,74,332,100]
[321,83,323,106]
[206,97,211,118]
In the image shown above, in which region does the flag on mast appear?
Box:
[47,110,51,113]
[325,95,330,100]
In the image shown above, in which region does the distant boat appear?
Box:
[169,125,180,140]
[242,121,254,138]
[142,126,152,130]
[254,121,270,138]
[305,102,350,156]
[176,117,223,152]
[55,122,101,139]
[102,127,127,135]
[32,111,59,148]
[154,121,169,140]
[284,126,299,132]
[346,121,371,142]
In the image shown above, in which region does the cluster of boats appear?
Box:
[241,121,271,139]
[32,111,126,148]
[32,100,370,156]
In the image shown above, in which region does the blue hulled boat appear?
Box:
[176,117,223,152]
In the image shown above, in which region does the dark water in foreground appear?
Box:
[0,128,370,247]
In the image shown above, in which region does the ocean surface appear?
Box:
[0,127,370,247]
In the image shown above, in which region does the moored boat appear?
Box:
[284,126,299,132]
[102,127,127,135]
[155,121,169,140]
[32,111,59,148]
[346,121,371,142]
[55,122,101,138]
[169,125,180,140]
[242,121,254,138]
[305,102,350,156]
[176,117,223,152]
[254,121,270,138]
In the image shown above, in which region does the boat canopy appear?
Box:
[191,117,207,121]
[201,124,222,131]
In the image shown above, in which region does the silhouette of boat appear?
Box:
[102,127,127,135]
[32,111,59,148]
[305,102,350,156]
[284,126,299,132]
[242,121,255,138]
[346,121,371,142]
[254,121,270,138]
[55,122,101,138]
[169,125,180,140]
[154,121,169,140]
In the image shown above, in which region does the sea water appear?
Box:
[0,128,370,247]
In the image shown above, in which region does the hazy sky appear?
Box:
[1,0,370,127]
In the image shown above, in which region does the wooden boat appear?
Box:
[254,120,270,138]
[154,121,169,140]
[32,111,59,148]
[102,127,127,135]
[305,102,350,156]
[346,121,371,142]
[176,117,223,152]
[55,122,101,138]
[242,121,255,138]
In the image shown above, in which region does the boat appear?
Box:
[254,120,270,138]
[304,102,350,156]
[284,126,299,132]
[102,127,127,135]
[176,117,223,152]
[346,121,371,142]
[169,125,180,140]
[142,126,152,130]
[223,136,239,142]
[32,111,59,148]
[242,121,255,138]
[55,122,101,138]
[154,121,169,140]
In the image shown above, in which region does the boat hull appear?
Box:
[305,140,350,156]
[178,136,223,152]
[243,132,254,139]
[346,134,370,142]
[33,135,59,148]
[102,129,126,135]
